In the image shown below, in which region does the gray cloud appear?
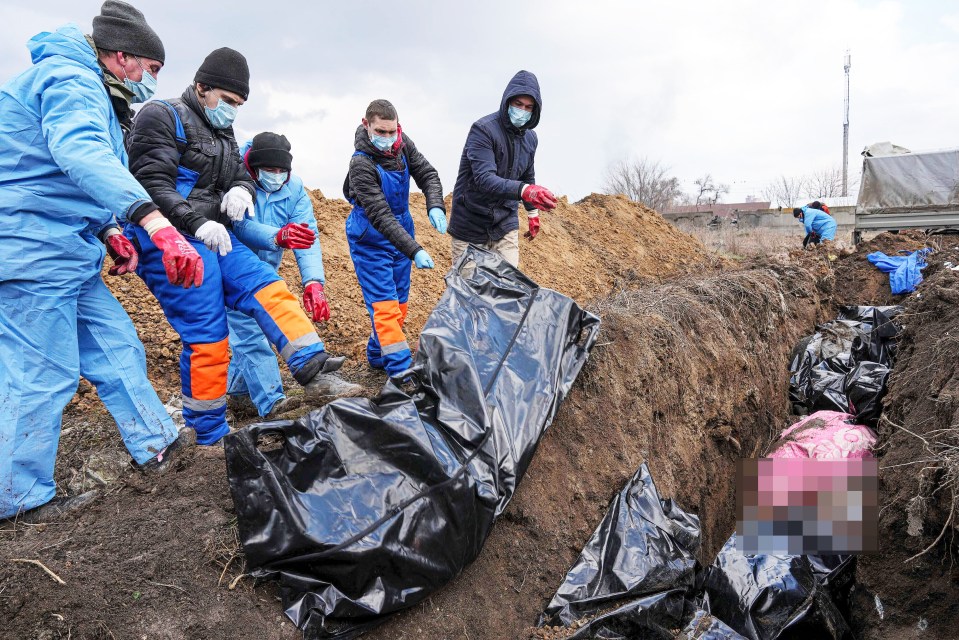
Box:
[3,0,958,203]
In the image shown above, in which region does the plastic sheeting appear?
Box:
[536,463,701,638]
[224,246,600,639]
[788,306,901,423]
[701,536,855,640]
[857,148,959,215]
[867,248,933,294]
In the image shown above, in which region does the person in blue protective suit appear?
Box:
[0,1,206,521]
[448,70,557,268]
[127,48,360,446]
[228,132,353,417]
[793,205,837,247]
[343,99,447,378]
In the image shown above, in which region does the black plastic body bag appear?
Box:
[787,305,901,424]
[224,247,600,639]
[536,462,702,639]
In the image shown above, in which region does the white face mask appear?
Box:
[508,104,532,127]
[122,56,157,103]
[369,131,397,151]
[258,169,288,192]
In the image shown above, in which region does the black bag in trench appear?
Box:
[535,462,702,639]
[224,246,600,639]
[788,306,901,422]
[701,536,854,640]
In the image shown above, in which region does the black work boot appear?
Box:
[292,351,346,386]
[6,490,100,525]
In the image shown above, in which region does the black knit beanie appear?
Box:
[194,47,250,100]
[248,132,293,171]
[91,0,165,63]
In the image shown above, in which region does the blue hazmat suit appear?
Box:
[800,205,837,241]
[228,141,325,416]
[0,25,178,518]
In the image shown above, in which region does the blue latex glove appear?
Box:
[428,207,447,234]
[413,249,434,269]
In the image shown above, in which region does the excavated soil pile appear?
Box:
[302,191,713,362]
[75,192,710,409]
[847,244,959,640]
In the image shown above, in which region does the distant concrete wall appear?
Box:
[664,206,856,239]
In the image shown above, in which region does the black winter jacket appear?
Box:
[343,125,445,259]
[448,70,540,244]
[127,86,255,234]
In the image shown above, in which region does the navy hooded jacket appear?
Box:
[448,70,541,244]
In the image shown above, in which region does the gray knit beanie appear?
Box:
[91,1,165,63]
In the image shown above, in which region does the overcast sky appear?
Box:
[3,0,958,204]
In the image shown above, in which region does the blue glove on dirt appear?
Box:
[413,249,434,269]
[428,207,447,234]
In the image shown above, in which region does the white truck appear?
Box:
[854,144,959,244]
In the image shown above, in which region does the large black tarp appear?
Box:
[224,247,600,639]
[536,463,702,639]
[788,305,902,423]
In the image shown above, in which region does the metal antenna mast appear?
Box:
[842,50,851,197]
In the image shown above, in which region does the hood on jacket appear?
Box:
[353,123,405,159]
[499,69,542,132]
[27,24,99,75]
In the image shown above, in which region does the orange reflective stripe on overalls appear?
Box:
[183,337,229,410]
[252,280,323,360]
[371,300,409,355]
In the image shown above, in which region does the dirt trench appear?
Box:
[1,196,953,639]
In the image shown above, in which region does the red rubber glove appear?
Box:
[105,232,138,275]
[521,184,558,211]
[524,214,541,241]
[151,226,204,288]
[303,282,330,322]
[276,223,316,250]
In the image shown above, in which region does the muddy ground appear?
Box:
[1,195,956,640]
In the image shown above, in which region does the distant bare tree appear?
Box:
[806,166,844,199]
[762,176,806,208]
[602,157,685,213]
[692,174,730,206]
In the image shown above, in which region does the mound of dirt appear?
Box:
[304,191,712,364]
[848,246,959,640]
[75,192,711,409]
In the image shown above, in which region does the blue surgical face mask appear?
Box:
[369,131,397,152]
[508,104,532,128]
[258,169,288,193]
[123,56,157,103]
[205,97,238,129]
